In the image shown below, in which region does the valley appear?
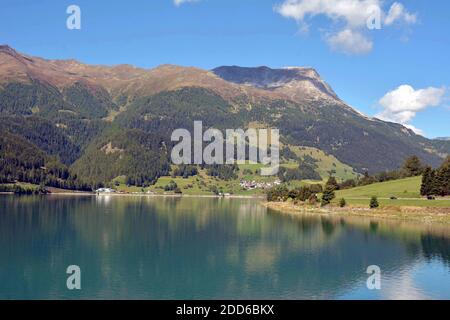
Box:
[0,45,449,206]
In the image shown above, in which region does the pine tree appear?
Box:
[321,186,335,206]
[339,198,346,208]
[325,176,339,191]
[402,155,423,177]
[436,156,450,196]
[359,170,376,186]
[421,167,435,196]
[370,196,379,209]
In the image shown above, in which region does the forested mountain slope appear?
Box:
[0,45,448,185]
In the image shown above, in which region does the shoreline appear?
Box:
[0,191,265,200]
[263,201,450,224]
[54,192,265,199]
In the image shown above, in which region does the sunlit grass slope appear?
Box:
[335,176,421,199]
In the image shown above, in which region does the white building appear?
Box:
[96,188,116,193]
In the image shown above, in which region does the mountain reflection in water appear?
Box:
[0,195,449,299]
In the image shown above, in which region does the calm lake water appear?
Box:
[0,195,449,300]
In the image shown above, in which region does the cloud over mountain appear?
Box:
[376,85,446,135]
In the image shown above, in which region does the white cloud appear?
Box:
[376,85,446,135]
[327,29,373,55]
[385,2,417,25]
[275,0,417,54]
[174,0,198,6]
[276,0,381,27]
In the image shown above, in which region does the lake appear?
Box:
[0,195,449,299]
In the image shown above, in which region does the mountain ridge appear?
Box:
[0,46,345,107]
[0,45,449,180]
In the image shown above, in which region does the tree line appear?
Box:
[267,155,450,205]
[421,156,450,197]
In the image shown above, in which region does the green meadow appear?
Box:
[334,176,450,207]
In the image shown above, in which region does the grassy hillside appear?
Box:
[335,176,421,199]
[288,145,358,181]
[106,147,355,196]
[112,167,265,196]
[334,176,450,207]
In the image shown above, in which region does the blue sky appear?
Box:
[0,0,449,137]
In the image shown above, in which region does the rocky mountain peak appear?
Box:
[0,45,31,62]
[212,65,338,102]
[0,44,15,54]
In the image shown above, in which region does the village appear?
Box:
[94,179,282,195]
[239,179,282,191]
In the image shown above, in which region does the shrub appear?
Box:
[308,194,318,205]
[174,187,182,194]
[339,198,346,208]
[208,185,219,195]
[339,179,356,189]
[164,180,178,191]
[309,184,323,194]
[267,185,289,202]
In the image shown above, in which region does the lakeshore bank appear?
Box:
[0,190,265,200]
[263,201,450,224]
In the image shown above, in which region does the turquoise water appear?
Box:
[0,195,449,299]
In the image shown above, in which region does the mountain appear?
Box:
[212,65,340,103]
[211,65,449,171]
[436,137,450,141]
[0,45,449,186]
